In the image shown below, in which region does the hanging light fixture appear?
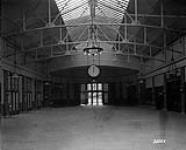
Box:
[83,46,103,56]
[84,0,102,80]
[83,0,103,56]
[166,48,180,80]
[83,25,103,56]
[86,26,102,79]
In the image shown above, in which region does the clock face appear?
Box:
[88,65,100,78]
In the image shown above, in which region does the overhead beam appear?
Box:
[48,0,51,25]
[128,14,186,19]
[5,39,182,60]
[135,0,138,23]
[160,0,164,27]
[3,22,183,38]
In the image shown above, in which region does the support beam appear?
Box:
[160,0,164,27]
[5,39,181,59]
[163,31,167,63]
[181,67,185,114]
[3,22,184,38]
[135,0,138,23]
[127,47,130,63]
[22,10,26,31]
[48,0,51,25]
[149,46,152,57]
[144,27,147,45]
[97,25,117,50]
[152,76,155,106]
[76,26,88,42]
[124,15,127,40]
[0,0,3,37]
[40,31,43,47]
[134,42,137,55]
[183,36,186,56]
[128,13,186,19]
[163,73,167,111]
[59,26,63,41]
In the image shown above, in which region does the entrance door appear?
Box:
[87,83,103,106]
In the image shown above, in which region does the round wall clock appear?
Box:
[88,65,101,78]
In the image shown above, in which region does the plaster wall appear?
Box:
[49,53,141,72]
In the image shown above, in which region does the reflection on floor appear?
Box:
[1,106,186,150]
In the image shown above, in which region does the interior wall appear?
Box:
[0,37,46,115]
[48,74,139,107]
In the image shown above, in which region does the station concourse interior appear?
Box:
[0,0,186,150]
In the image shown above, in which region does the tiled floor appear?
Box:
[1,106,186,150]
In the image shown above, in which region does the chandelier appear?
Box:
[83,0,103,56]
[83,0,103,79]
[83,46,103,56]
[84,26,103,79]
[83,26,103,56]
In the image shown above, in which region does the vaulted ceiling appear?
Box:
[1,0,186,75]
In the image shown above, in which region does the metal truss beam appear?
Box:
[3,21,184,37]
[5,39,180,60]
[128,13,186,19]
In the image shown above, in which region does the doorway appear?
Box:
[87,83,103,106]
[80,83,108,106]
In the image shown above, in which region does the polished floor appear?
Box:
[1,106,186,150]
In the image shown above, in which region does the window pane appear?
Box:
[87,84,91,91]
[104,84,108,91]
[98,83,102,90]
[93,83,97,91]
[88,92,92,105]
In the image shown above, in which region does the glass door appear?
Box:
[87,83,103,106]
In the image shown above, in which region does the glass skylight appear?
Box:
[55,0,130,23]
[54,0,130,45]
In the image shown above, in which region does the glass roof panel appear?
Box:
[55,0,130,24]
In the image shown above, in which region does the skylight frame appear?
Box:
[54,0,130,23]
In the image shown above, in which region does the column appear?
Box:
[67,82,70,105]
[163,74,167,111]
[152,76,155,106]
[0,68,4,115]
[137,79,144,105]
[31,78,35,109]
[181,67,185,114]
